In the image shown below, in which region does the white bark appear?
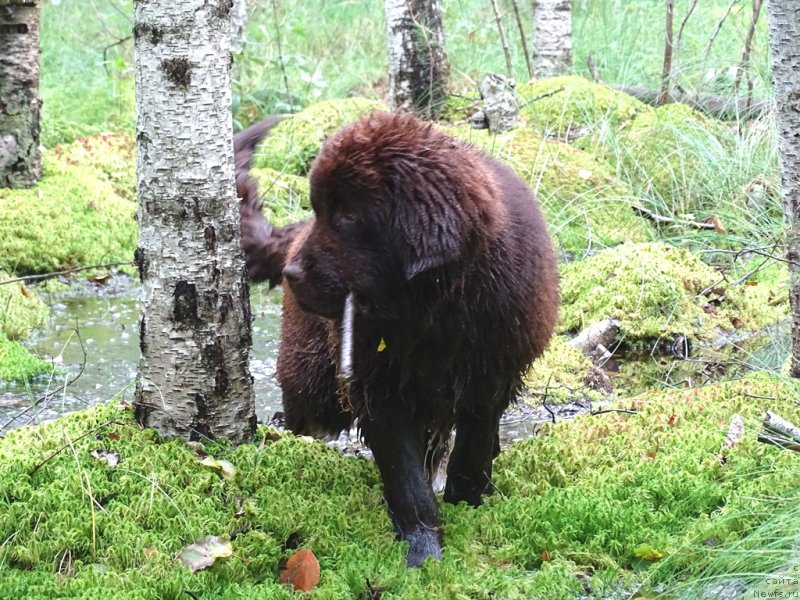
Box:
[532,0,572,78]
[767,1,800,378]
[230,0,247,54]
[479,74,518,134]
[385,0,449,119]
[133,0,255,443]
[0,0,41,188]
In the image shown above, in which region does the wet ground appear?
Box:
[0,275,790,447]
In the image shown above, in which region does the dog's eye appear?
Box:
[337,209,358,226]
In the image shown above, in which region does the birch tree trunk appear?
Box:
[768,2,800,378]
[532,0,572,78]
[133,0,256,443]
[385,0,449,120]
[0,0,41,188]
[230,0,247,54]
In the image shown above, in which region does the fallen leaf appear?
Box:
[377,338,387,352]
[709,215,726,233]
[143,546,158,560]
[178,536,233,573]
[634,544,663,561]
[578,169,593,180]
[90,449,119,468]
[541,548,550,562]
[279,548,320,592]
[200,456,237,478]
[667,414,677,426]
[20,287,30,298]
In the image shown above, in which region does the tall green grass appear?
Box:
[38,0,772,138]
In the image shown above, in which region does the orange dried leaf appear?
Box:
[279,548,320,592]
[541,548,550,562]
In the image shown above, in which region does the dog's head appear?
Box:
[282,112,505,319]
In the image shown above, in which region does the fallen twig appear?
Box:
[519,85,565,108]
[632,204,716,230]
[610,84,770,119]
[0,262,133,286]
[29,418,122,476]
[758,411,800,452]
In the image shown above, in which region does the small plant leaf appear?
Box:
[90,449,119,468]
[634,544,663,561]
[279,548,320,592]
[178,536,233,573]
[200,456,237,478]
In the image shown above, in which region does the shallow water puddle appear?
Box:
[1,276,788,448]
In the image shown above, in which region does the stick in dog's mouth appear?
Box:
[339,292,355,383]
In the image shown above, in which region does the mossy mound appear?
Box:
[249,167,311,227]
[252,98,387,175]
[607,103,730,215]
[52,133,137,202]
[3,376,800,596]
[493,374,800,595]
[524,336,609,403]
[559,242,787,341]
[451,126,654,256]
[0,156,137,275]
[0,271,47,341]
[516,76,649,139]
[0,333,52,383]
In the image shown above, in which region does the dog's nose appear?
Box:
[282,263,304,284]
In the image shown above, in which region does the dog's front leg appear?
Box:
[362,406,442,567]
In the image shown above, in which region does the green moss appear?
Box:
[253,98,387,175]
[494,374,800,593]
[52,133,137,202]
[450,126,654,256]
[249,167,311,227]
[0,333,52,382]
[439,92,481,123]
[524,336,609,404]
[0,156,137,275]
[0,270,47,341]
[516,76,649,139]
[559,242,787,341]
[3,376,800,596]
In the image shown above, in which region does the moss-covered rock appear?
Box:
[559,242,787,341]
[516,76,649,139]
[451,126,654,256]
[253,98,387,175]
[0,271,47,341]
[524,336,609,403]
[3,375,800,596]
[249,167,311,227]
[0,156,137,275]
[0,333,52,383]
[52,133,137,202]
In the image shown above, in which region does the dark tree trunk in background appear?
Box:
[0,0,41,188]
[384,0,449,120]
[657,0,674,105]
[133,0,256,443]
[768,2,800,378]
[532,0,572,78]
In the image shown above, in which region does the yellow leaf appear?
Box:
[634,544,663,561]
[377,338,387,352]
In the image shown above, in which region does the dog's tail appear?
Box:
[238,172,306,288]
[234,117,306,287]
[233,116,283,173]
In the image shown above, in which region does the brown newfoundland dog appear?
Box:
[239,112,559,567]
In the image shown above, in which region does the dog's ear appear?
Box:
[393,197,468,280]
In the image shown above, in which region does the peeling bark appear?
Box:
[532,0,572,78]
[0,0,41,188]
[767,1,800,378]
[384,0,449,120]
[133,0,255,444]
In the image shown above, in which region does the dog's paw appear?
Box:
[404,527,442,568]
